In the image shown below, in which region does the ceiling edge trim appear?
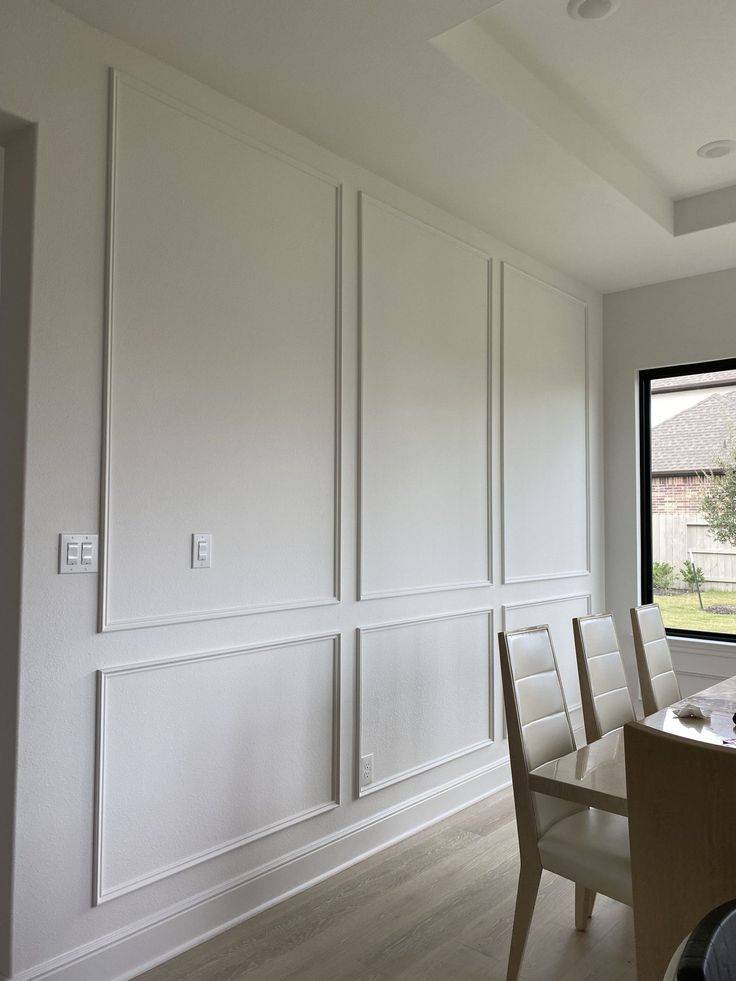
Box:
[431,16,674,235]
[674,184,736,236]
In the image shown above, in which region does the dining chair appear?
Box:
[630,603,681,716]
[573,612,636,743]
[499,625,632,981]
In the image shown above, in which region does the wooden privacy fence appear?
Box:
[653,514,736,591]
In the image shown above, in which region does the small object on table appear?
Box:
[732,711,736,725]
[672,702,711,722]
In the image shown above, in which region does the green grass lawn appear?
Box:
[655,590,736,634]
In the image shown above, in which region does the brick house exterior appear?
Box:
[650,376,736,590]
[651,384,736,514]
[651,473,707,514]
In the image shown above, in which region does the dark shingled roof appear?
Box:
[652,390,736,474]
[651,369,736,393]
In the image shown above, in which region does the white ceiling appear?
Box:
[50,0,736,293]
[480,0,736,200]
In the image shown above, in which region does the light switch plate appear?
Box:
[59,534,99,574]
[191,533,212,569]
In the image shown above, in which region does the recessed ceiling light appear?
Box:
[567,0,620,20]
[697,140,736,160]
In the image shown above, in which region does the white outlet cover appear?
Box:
[360,754,374,787]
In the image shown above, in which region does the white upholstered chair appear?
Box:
[499,625,632,981]
[573,612,636,743]
[630,603,681,716]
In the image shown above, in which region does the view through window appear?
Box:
[641,361,736,640]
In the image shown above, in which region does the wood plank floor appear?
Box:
[137,790,636,980]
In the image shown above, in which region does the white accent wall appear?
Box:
[0,2,603,978]
[604,268,736,695]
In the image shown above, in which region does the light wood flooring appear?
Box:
[138,789,635,980]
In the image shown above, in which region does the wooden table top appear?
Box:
[528,675,736,816]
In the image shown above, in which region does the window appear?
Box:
[640,358,736,642]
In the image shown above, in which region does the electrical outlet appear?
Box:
[360,754,374,787]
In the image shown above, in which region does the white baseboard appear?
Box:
[10,756,511,981]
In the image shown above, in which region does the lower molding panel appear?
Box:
[10,757,511,981]
[94,633,341,905]
[356,609,494,797]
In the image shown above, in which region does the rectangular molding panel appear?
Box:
[357,610,493,797]
[94,633,340,903]
[358,194,492,599]
[501,263,589,583]
[101,73,341,630]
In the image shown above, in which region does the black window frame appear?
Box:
[639,356,736,644]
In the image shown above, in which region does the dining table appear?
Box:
[528,675,736,980]
[529,676,736,816]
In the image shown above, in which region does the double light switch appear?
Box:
[59,534,98,574]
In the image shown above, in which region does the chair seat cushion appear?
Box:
[538,807,632,906]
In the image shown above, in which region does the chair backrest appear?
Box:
[630,604,681,716]
[573,612,636,742]
[499,625,586,849]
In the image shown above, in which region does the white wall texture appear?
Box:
[0,2,603,978]
[604,269,736,697]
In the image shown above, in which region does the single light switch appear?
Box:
[191,533,212,569]
[59,534,98,574]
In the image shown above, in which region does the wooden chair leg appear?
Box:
[586,890,596,920]
[507,862,542,981]
[575,884,596,931]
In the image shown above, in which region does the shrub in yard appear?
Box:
[701,439,736,548]
[681,559,706,590]
[680,559,705,610]
[681,559,706,609]
[652,562,675,590]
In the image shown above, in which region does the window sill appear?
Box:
[668,634,736,660]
